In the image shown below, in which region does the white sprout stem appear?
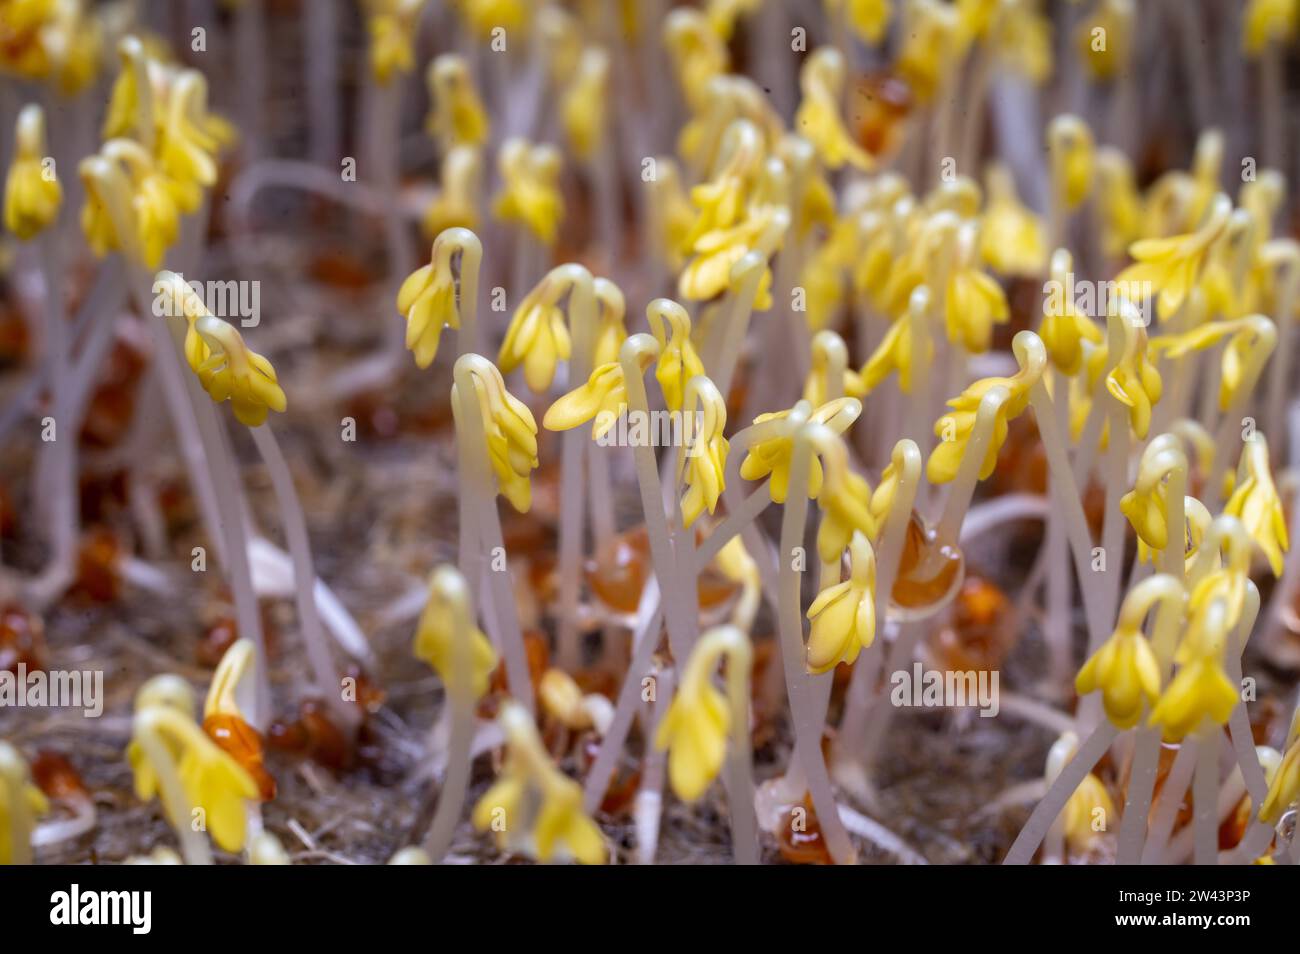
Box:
[249,424,356,730]
[1097,399,1130,641]
[933,385,1010,554]
[31,303,143,603]
[827,0,850,67]
[31,797,96,847]
[583,482,777,814]
[709,253,766,400]
[28,241,103,602]
[1115,594,1186,864]
[767,350,850,796]
[476,499,533,707]
[1226,816,1278,865]
[313,577,374,664]
[836,442,922,764]
[820,336,847,409]
[36,229,71,555]
[837,804,930,865]
[1161,466,1188,580]
[1044,516,1074,690]
[210,412,274,726]
[1081,402,1133,733]
[1151,335,1195,441]
[592,143,621,272]
[582,580,664,812]
[452,229,483,357]
[304,0,341,167]
[243,805,268,864]
[118,557,175,594]
[139,277,270,726]
[620,338,697,661]
[520,19,557,140]
[785,666,833,801]
[451,363,534,713]
[423,569,478,862]
[1028,382,1109,652]
[740,525,786,701]
[1165,771,1248,864]
[940,340,969,474]
[495,33,530,139]
[1069,392,1108,489]
[634,667,672,864]
[1044,370,1072,689]
[957,41,994,171]
[743,242,805,421]
[908,307,938,455]
[1139,738,1199,865]
[133,302,224,560]
[124,403,171,562]
[642,175,669,298]
[60,273,127,405]
[741,310,786,428]
[179,188,213,274]
[1226,610,1271,811]
[791,366,850,792]
[135,714,212,865]
[1173,0,1213,131]
[1266,254,1298,448]
[587,444,617,556]
[731,572,760,635]
[1197,349,1221,431]
[1116,729,1163,865]
[0,353,50,447]
[700,290,740,387]
[556,419,588,673]
[925,343,956,501]
[749,0,793,116]
[668,486,701,673]
[508,234,535,323]
[995,692,1077,736]
[1107,40,1138,158]
[1003,722,1119,865]
[693,482,773,569]
[383,152,416,362]
[1221,586,1271,859]
[451,376,483,607]
[928,71,959,190]
[1193,724,1222,866]
[556,273,598,670]
[722,645,758,865]
[233,0,267,159]
[776,426,857,865]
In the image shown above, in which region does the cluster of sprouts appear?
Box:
[1,0,1300,868]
